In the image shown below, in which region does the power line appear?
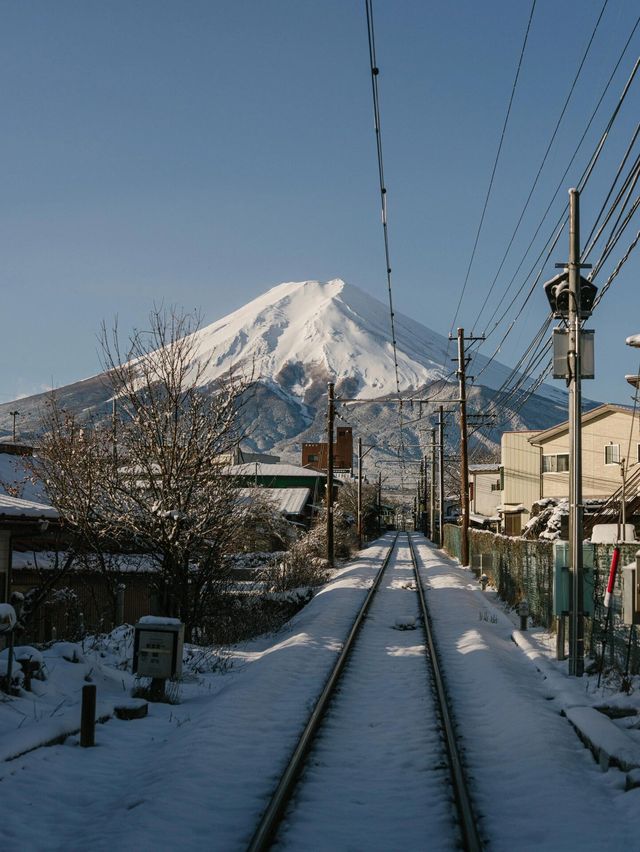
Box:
[364,0,407,482]
[449,0,537,334]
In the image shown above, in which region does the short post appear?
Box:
[80,684,97,747]
[480,573,488,591]
[556,615,566,660]
[116,583,126,626]
[518,599,529,631]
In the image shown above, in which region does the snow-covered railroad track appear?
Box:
[248,533,482,852]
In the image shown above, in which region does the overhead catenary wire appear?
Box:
[364,0,407,480]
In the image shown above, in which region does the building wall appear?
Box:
[535,410,640,499]
[501,431,541,519]
[472,471,501,516]
[302,427,353,472]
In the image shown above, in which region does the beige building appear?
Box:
[499,430,542,534]
[531,403,638,500]
[469,463,501,528]
[499,404,638,535]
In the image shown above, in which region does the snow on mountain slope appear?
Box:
[189,278,554,401]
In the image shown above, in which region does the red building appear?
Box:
[302,427,353,473]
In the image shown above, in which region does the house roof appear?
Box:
[0,494,59,520]
[528,403,634,446]
[227,463,326,479]
[237,487,311,515]
[469,463,500,473]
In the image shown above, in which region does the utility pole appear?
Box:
[378,471,382,534]
[430,427,436,544]
[327,382,335,569]
[567,189,584,677]
[9,410,19,443]
[450,329,484,566]
[357,436,363,549]
[438,405,445,547]
[423,456,428,536]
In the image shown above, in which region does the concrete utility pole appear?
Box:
[438,405,445,547]
[567,189,584,677]
[378,471,382,534]
[430,427,436,544]
[327,382,335,569]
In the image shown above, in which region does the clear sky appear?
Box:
[1,0,639,405]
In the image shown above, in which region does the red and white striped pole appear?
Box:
[604,546,620,610]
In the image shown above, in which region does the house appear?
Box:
[302,426,353,474]
[499,404,640,535]
[499,430,542,535]
[468,463,501,530]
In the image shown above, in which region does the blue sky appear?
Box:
[1,0,639,405]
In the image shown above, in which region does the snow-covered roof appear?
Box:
[237,487,310,515]
[228,463,326,479]
[469,512,500,525]
[469,463,500,473]
[0,494,59,520]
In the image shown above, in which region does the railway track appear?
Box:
[247,533,483,851]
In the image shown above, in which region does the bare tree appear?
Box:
[36,307,254,638]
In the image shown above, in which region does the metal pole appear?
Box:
[430,427,436,544]
[568,188,584,677]
[378,472,382,534]
[438,405,445,547]
[357,437,363,549]
[457,329,470,567]
[327,382,335,569]
[422,456,428,536]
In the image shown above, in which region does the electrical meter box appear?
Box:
[553,541,595,616]
[133,618,184,679]
[622,561,640,626]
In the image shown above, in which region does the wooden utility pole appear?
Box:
[438,405,445,547]
[378,471,382,534]
[327,382,335,569]
[567,189,584,677]
[457,328,470,567]
[430,427,436,543]
[357,436,363,549]
[450,330,484,565]
[422,456,428,536]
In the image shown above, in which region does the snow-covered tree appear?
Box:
[36,308,254,637]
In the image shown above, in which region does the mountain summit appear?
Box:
[190,278,523,401]
[0,278,569,457]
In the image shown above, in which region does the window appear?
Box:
[605,444,620,465]
[542,453,569,473]
[491,480,500,492]
[308,453,318,462]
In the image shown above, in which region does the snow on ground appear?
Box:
[2,534,640,850]
[414,540,640,851]
[274,537,455,851]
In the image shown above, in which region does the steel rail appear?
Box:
[246,533,400,852]
[408,533,483,852]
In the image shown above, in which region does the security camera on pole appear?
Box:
[543,188,597,677]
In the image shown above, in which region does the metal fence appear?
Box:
[443,524,640,672]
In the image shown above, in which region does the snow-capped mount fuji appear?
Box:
[0,278,573,460]
[191,278,452,400]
